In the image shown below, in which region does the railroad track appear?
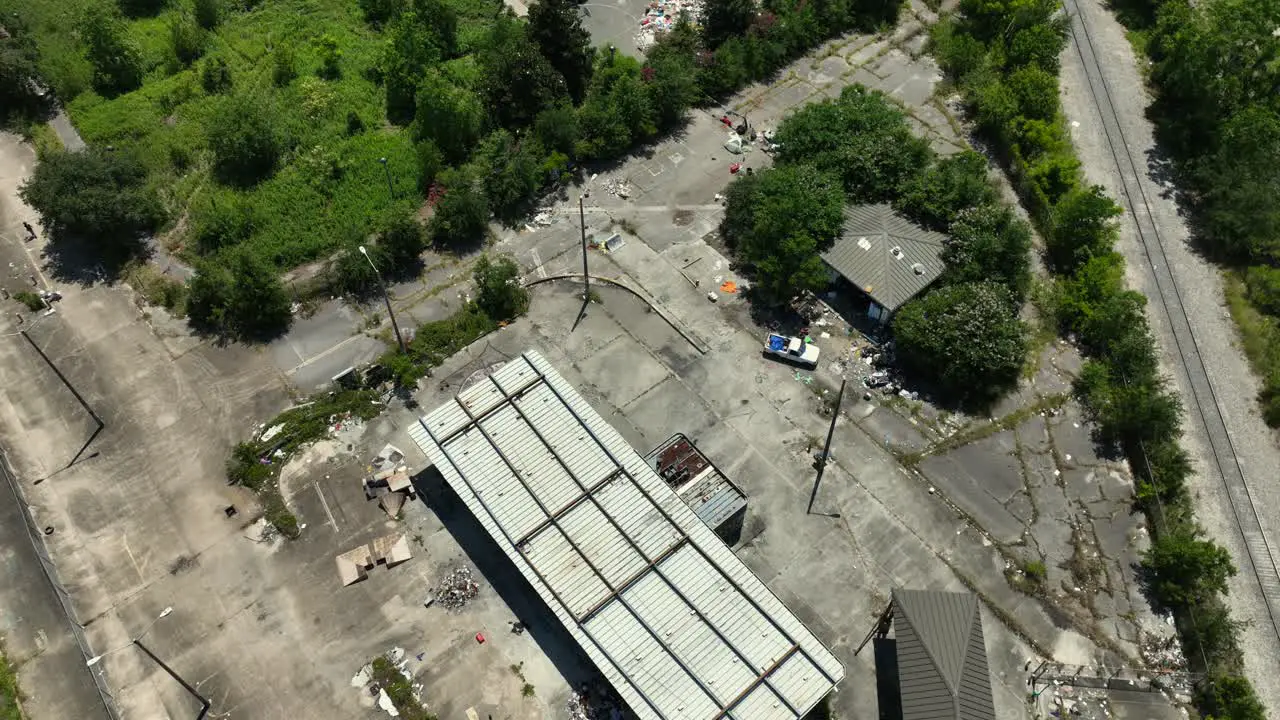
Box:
[1062,0,1280,646]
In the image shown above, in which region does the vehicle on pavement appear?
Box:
[764,333,820,368]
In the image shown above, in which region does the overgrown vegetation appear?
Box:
[722,85,1032,405]
[370,656,436,720]
[226,390,382,537]
[11,291,45,312]
[0,646,21,720]
[7,0,904,341]
[376,253,526,387]
[932,1,1265,715]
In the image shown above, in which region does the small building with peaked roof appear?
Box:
[891,588,995,720]
[820,204,947,324]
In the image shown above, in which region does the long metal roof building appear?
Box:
[409,351,844,720]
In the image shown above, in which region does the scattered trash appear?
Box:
[819,331,830,338]
[729,162,742,174]
[602,179,632,198]
[433,566,481,610]
[723,133,744,154]
[533,212,553,226]
[475,632,486,644]
[713,192,724,202]
[720,280,737,293]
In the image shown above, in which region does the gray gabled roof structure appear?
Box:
[409,351,844,720]
[891,589,995,720]
[820,204,947,312]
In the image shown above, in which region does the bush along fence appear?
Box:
[931,2,1266,717]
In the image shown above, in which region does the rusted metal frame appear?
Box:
[514,469,624,549]
[713,645,803,720]
[437,373,544,446]
[449,396,726,714]
[523,353,841,690]
[416,418,666,720]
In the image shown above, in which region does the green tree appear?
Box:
[527,0,595,103]
[643,23,700,130]
[1073,360,1181,448]
[317,33,342,79]
[719,172,762,249]
[414,71,483,163]
[1198,672,1267,720]
[170,14,206,66]
[429,170,489,247]
[382,7,456,122]
[940,203,1032,299]
[19,148,164,261]
[271,45,296,87]
[1007,64,1059,120]
[1006,20,1066,72]
[187,249,293,340]
[207,93,283,185]
[476,130,543,225]
[81,7,144,95]
[534,104,579,158]
[194,0,221,29]
[478,17,567,129]
[896,151,996,231]
[892,282,1029,403]
[775,85,929,202]
[359,0,404,27]
[378,212,427,267]
[1245,265,1280,316]
[1194,108,1280,262]
[1141,527,1236,609]
[703,0,757,46]
[1047,184,1123,273]
[727,164,844,304]
[0,16,49,125]
[201,55,233,93]
[575,55,656,159]
[473,254,529,321]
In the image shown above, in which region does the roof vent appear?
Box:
[857,236,872,251]
[890,246,904,259]
[912,263,925,275]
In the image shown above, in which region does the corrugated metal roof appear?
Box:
[410,352,844,720]
[820,204,947,312]
[891,589,995,720]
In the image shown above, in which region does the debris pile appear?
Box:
[566,684,623,720]
[601,179,632,198]
[433,566,480,611]
[1139,630,1187,673]
[635,0,704,50]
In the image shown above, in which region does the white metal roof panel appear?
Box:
[412,351,844,720]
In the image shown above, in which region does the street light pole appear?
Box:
[358,246,407,353]
[379,157,394,199]
[807,377,846,515]
[578,196,590,301]
[86,607,211,719]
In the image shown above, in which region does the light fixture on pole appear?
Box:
[85,606,212,719]
[358,246,407,353]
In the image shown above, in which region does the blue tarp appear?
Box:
[767,334,786,351]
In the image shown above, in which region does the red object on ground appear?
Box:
[475,632,486,644]
[720,116,733,127]
[729,163,742,174]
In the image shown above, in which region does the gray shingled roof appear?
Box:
[820,204,947,312]
[892,589,995,720]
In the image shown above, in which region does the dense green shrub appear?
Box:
[201,56,232,93]
[939,203,1032,300]
[187,248,293,340]
[892,282,1028,403]
[169,14,206,66]
[473,254,529,321]
[206,93,284,186]
[775,85,929,202]
[428,169,489,247]
[896,150,996,231]
[194,0,220,29]
[80,7,144,95]
[721,163,844,304]
[0,15,50,126]
[1142,526,1237,609]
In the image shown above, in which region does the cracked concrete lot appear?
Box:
[0,4,1192,720]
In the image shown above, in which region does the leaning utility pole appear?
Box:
[807,377,846,515]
